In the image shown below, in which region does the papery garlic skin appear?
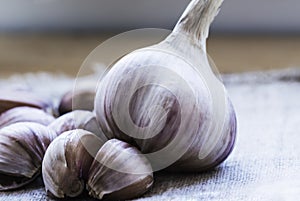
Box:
[0,90,52,114]
[0,122,56,190]
[42,129,104,198]
[87,139,153,200]
[95,0,237,172]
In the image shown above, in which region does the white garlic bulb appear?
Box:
[95,0,237,172]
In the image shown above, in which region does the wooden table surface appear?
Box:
[1,33,300,77]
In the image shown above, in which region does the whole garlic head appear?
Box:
[94,0,237,172]
[42,129,104,198]
[0,122,56,190]
[87,139,153,200]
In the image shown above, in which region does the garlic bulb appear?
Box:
[0,122,56,190]
[0,107,55,129]
[95,0,237,172]
[42,129,104,198]
[48,110,107,141]
[87,139,153,200]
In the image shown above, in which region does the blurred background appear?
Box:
[1,0,300,76]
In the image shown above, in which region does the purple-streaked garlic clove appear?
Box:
[42,129,105,198]
[58,89,95,115]
[87,139,153,200]
[0,122,56,190]
[48,110,107,141]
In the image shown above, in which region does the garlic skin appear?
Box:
[95,0,236,172]
[0,122,56,190]
[42,129,104,198]
[0,90,51,114]
[87,139,153,200]
[48,110,107,141]
[0,106,55,129]
[58,88,95,115]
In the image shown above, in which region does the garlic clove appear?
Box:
[0,106,55,129]
[0,90,51,114]
[87,139,153,200]
[42,129,104,198]
[58,88,95,115]
[48,110,108,141]
[0,122,56,190]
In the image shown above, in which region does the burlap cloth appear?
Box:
[0,68,299,201]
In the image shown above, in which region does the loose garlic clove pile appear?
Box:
[42,129,104,198]
[87,139,153,200]
[0,122,56,190]
[42,131,153,200]
[0,106,55,129]
[95,0,237,172]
